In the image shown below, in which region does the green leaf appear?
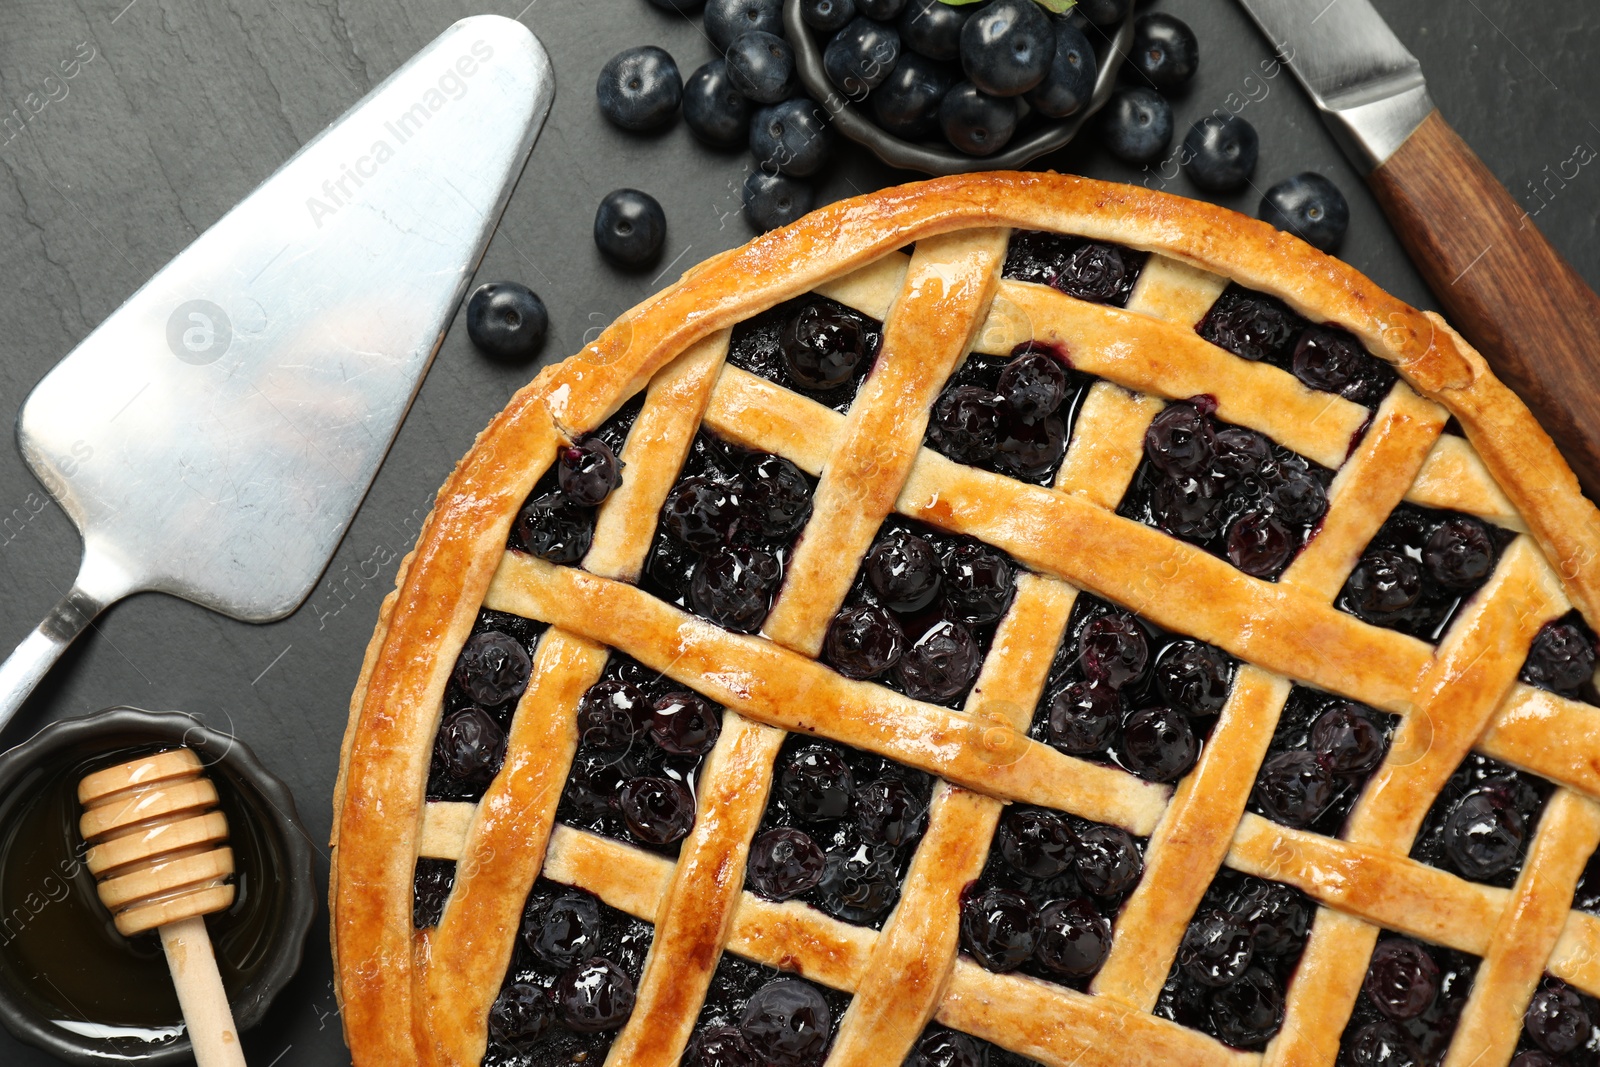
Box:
[935,0,989,6]
[1033,0,1076,11]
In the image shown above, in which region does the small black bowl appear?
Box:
[786,0,1135,174]
[0,708,316,1065]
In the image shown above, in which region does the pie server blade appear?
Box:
[0,15,554,729]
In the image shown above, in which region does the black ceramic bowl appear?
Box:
[0,708,316,1065]
[786,0,1136,175]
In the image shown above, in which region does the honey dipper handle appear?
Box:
[160,915,248,1067]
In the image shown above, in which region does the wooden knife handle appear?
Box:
[1368,108,1600,499]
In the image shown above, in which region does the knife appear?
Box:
[1234,0,1600,499]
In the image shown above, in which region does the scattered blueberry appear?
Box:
[646,0,705,10]
[726,31,797,104]
[1259,172,1350,253]
[594,188,667,269]
[960,0,1055,98]
[898,0,969,62]
[705,0,785,51]
[465,281,548,362]
[825,17,902,98]
[684,60,754,147]
[870,51,953,141]
[1129,13,1198,91]
[800,0,856,32]
[818,836,900,922]
[1182,114,1258,192]
[749,98,833,177]
[743,170,814,232]
[1098,86,1173,164]
[597,46,683,132]
[1025,21,1097,119]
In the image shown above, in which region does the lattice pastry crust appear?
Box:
[331,173,1600,1067]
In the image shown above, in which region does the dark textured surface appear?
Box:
[0,1,1593,1064]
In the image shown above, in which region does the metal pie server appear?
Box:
[0,15,553,728]
[1235,0,1600,499]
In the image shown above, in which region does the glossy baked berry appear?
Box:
[748,827,827,899]
[824,604,906,679]
[687,1025,762,1067]
[743,454,811,538]
[867,528,943,613]
[528,893,605,967]
[1260,172,1350,253]
[1525,983,1591,1056]
[1154,640,1232,716]
[706,0,784,50]
[455,631,533,707]
[1213,426,1273,483]
[1422,517,1493,590]
[906,1029,985,1067]
[1098,87,1173,165]
[1293,327,1370,397]
[1079,614,1149,690]
[649,691,722,756]
[999,348,1068,420]
[818,836,899,922]
[930,385,1005,464]
[515,490,594,563]
[556,956,636,1032]
[942,541,1015,624]
[1145,403,1216,480]
[1150,476,1220,541]
[870,52,953,141]
[691,545,782,632]
[1120,705,1198,782]
[488,981,554,1049]
[1130,13,1198,90]
[742,170,814,233]
[618,775,697,844]
[960,0,1055,97]
[413,860,454,928]
[466,281,548,361]
[725,31,795,104]
[1227,510,1294,578]
[740,980,832,1066]
[1074,824,1143,898]
[1344,549,1422,621]
[1210,968,1285,1049]
[1253,750,1335,828]
[960,886,1037,971]
[1345,1020,1424,1067]
[1026,21,1096,118]
[597,46,683,132]
[434,707,507,785]
[558,438,624,507]
[993,413,1066,480]
[1045,680,1122,754]
[1180,909,1254,987]
[750,98,833,178]
[1237,880,1310,957]
[780,744,855,821]
[576,679,646,751]
[1263,464,1327,526]
[564,753,624,818]
[899,0,968,62]
[825,17,901,98]
[897,618,981,703]
[939,83,1019,157]
[1201,292,1299,363]
[1053,243,1133,303]
[684,60,754,147]
[594,188,667,269]
[801,0,856,32]
[857,777,927,846]
[663,476,742,550]
[1521,620,1596,695]
[1034,898,1112,978]
[1364,939,1440,1021]
[997,807,1075,879]
[1309,703,1386,776]
[1442,789,1524,880]
[781,300,875,390]
[1182,114,1258,193]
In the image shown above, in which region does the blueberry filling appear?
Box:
[1197,285,1396,408]
[1570,842,1600,917]
[749,734,934,928]
[726,295,883,412]
[1335,935,1478,1067]
[509,396,640,564]
[823,518,1017,707]
[1513,977,1600,1062]
[1519,612,1599,703]
[903,1024,1046,1066]
[413,858,456,929]
[925,343,1093,486]
[556,653,723,858]
[642,430,817,634]
[1248,688,1397,835]
[1002,231,1148,308]
[1154,870,1313,1050]
[683,954,850,1067]
[1336,504,1517,641]
[1117,399,1333,581]
[1028,594,1236,784]
[481,880,652,1066]
[428,609,550,802]
[1409,754,1552,888]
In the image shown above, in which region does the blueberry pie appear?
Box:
[332,173,1600,1067]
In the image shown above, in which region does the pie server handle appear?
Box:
[1367,108,1600,499]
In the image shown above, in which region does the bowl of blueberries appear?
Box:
[784,0,1135,173]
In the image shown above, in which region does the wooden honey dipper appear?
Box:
[78,748,248,1067]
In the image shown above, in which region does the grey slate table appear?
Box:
[0,1,1595,1063]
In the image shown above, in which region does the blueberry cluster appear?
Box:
[904,1025,1045,1067]
[1248,687,1395,835]
[924,342,1083,486]
[748,735,933,927]
[1513,977,1600,1064]
[727,294,883,412]
[1409,753,1551,889]
[1030,594,1236,783]
[1520,613,1599,703]
[1118,398,1332,581]
[414,858,456,929]
[1155,871,1312,1050]
[558,653,724,857]
[511,398,640,566]
[1003,229,1147,306]
[642,429,816,634]
[1337,503,1515,641]
[682,953,850,1067]
[958,804,1143,986]
[824,518,1017,707]
[1336,935,1478,1067]
[428,610,548,802]
[481,880,652,1065]
[1199,285,1398,407]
